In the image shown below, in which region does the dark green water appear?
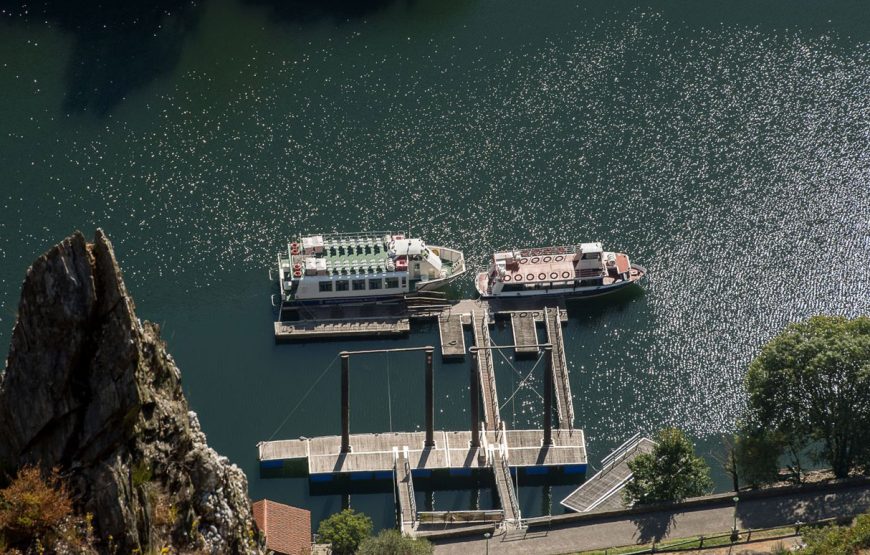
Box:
[1,0,868,531]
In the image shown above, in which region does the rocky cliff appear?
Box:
[0,230,260,553]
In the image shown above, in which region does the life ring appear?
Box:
[519,258,529,265]
[538,273,546,280]
[543,256,552,263]
[531,257,540,263]
[515,274,524,282]
[293,263,301,270]
[555,255,564,262]
[550,272,558,279]
[504,274,512,282]
[562,271,571,279]
[520,312,527,318]
[293,270,302,278]
[290,242,299,249]
[526,273,534,281]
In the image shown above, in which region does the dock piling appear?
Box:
[425,347,435,448]
[341,352,351,453]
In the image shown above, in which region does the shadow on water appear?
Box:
[242,0,401,23]
[242,0,473,25]
[0,0,202,116]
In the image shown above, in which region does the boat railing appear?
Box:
[518,245,576,257]
[304,230,395,242]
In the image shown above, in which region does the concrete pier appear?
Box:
[258,428,586,478]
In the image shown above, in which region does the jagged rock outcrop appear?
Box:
[0,230,261,553]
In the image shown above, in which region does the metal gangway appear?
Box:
[544,307,574,429]
[471,311,501,431]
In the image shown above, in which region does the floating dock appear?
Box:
[560,434,655,513]
[258,429,586,479]
[437,312,467,360]
[265,294,586,534]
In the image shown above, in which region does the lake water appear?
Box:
[1,0,868,532]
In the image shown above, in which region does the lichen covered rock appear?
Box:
[0,230,261,553]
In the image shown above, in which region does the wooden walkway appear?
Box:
[472,311,500,431]
[438,312,466,360]
[544,307,574,430]
[274,317,410,342]
[560,435,656,513]
[511,312,539,356]
[395,451,417,534]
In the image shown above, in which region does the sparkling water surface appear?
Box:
[1,0,868,531]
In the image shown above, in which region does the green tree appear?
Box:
[317,508,373,555]
[623,428,713,505]
[745,316,870,479]
[358,529,433,555]
[733,424,785,488]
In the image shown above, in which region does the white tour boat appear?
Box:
[475,243,645,299]
[276,232,466,305]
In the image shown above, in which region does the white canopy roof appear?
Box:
[391,238,425,255]
[579,242,603,253]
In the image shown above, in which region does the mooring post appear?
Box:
[543,346,553,446]
[425,347,435,448]
[470,351,480,448]
[341,352,351,453]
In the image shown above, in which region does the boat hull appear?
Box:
[476,264,646,299]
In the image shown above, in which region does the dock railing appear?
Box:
[405,458,417,526]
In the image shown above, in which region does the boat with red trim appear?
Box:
[475,243,645,299]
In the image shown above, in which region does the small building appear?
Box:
[252,499,312,555]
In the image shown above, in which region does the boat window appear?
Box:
[374,245,381,254]
[400,277,406,288]
[364,245,371,255]
[369,278,382,290]
[338,246,345,256]
[385,277,399,289]
[582,252,600,259]
[319,281,333,293]
[352,279,366,291]
[335,280,349,291]
[356,246,363,256]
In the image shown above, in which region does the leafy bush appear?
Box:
[802,522,851,555]
[623,428,713,505]
[317,508,372,555]
[0,466,73,547]
[358,529,432,555]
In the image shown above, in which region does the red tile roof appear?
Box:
[252,499,312,555]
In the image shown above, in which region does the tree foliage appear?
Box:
[745,316,870,479]
[802,514,870,555]
[358,529,432,555]
[623,428,713,505]
[317,508,373,555]
[733,424,785,488]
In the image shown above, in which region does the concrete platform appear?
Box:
[259,429,586,478]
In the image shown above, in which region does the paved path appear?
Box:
[433,483,870,555]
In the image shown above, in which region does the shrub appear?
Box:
[358,529,432,555]
[317,509,372,555]
[0,466,73,546]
